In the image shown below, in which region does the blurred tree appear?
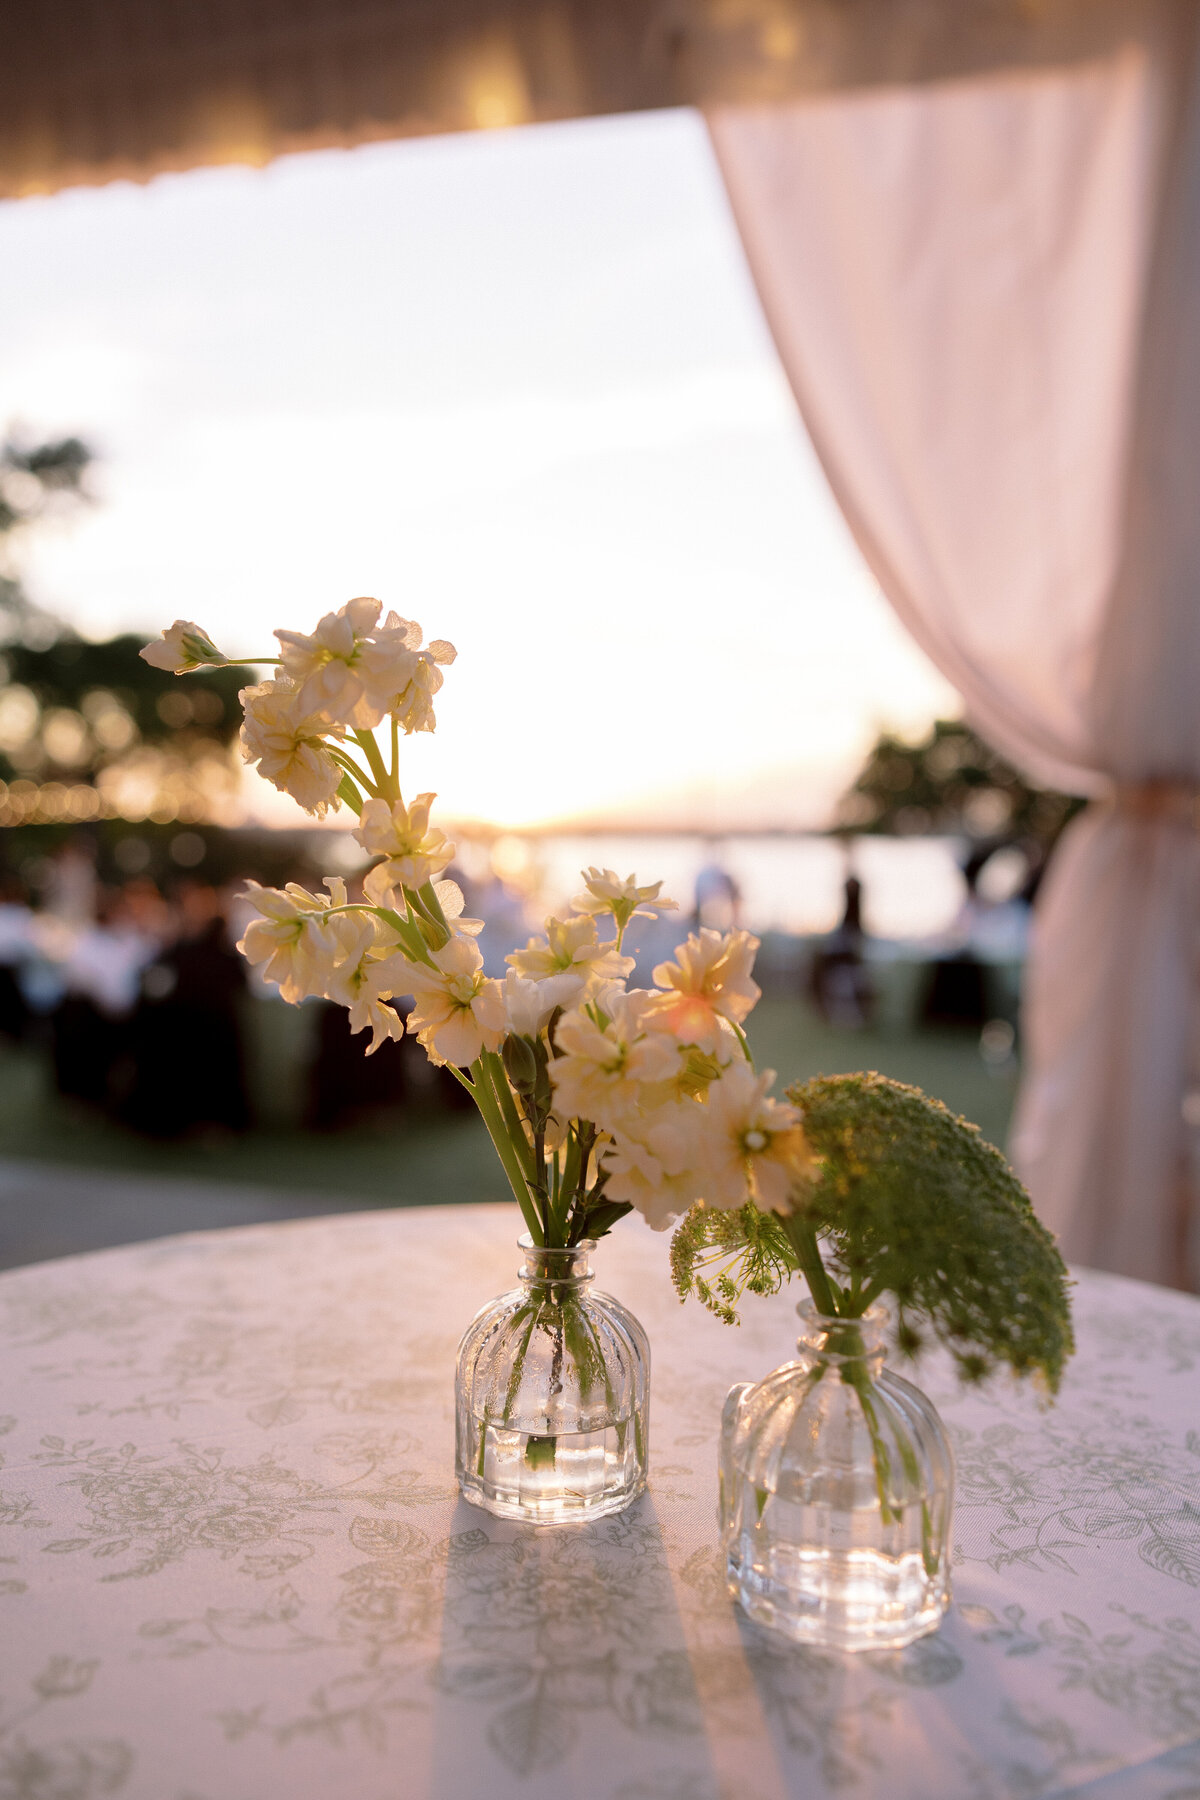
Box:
[0,635,250,789]
[0,431,94,648]
[0,431,252,822]
[837,718,1083,852]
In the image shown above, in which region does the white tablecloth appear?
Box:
[2,1204,1199,1800]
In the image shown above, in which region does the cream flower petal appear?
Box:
[140,620,227,673]
[571,867,677,927]
[239,678,345,818]
[648,928,761,1046]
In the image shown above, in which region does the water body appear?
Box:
[459,832,970,942]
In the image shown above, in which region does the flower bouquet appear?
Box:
[140,601,812,1522]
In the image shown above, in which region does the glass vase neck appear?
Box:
[796,1300,888,1370]
[517,1235,595,1288]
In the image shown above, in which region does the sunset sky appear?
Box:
[0,108,957,831]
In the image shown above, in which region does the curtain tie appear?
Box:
[1112,779,1200,829]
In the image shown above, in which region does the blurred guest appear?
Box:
[123,882,249,1136]
[306,995,472,1128]
[919,858,990,1030]
[464,864,532,976]
[61,884,163,1017]
[693,844,742,933]
[307,998,409,1130]
[50,884,162,1106]
[45,838,97,930]
[809,874,874,1028]
[0,873,34,1040]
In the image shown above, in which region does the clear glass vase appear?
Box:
[455,1236,650,1524]
[719,1301,953,1650]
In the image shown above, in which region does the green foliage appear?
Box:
[573,1199,632,1245]
[790,1073,1073,1388]
[838,716,1081,850]
[1,434,94,644]
[0,434,92,540]
[0,635,252,785]
[670,1202,798,1326]
[672,1072,1073,1392]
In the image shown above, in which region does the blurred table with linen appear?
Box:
[1,1205,1199,1800]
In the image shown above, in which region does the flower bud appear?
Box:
[502,1032,539,1093]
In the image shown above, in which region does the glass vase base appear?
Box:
[458,1419,647,1525]
[727,1539,950,1651]
[455,1238,650,1528]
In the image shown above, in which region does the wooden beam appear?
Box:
[0,0,1157,199]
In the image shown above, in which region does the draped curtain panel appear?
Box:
[707,6,1200,1286]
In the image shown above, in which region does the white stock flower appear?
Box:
[501,968,583,1038]
[354,792,455,895]
[139,620,227,673]
[508,915,633,993]
[359,612,457,735]
[275,596,386,729]
[273,602,457,735]
[322,914,411,1055]
[237,880,344,1003]
[646,929,761,1051]
[240,878,414,1049]
[404,935,506,1067]
[571,868,677,933]
[549,990,681,1131]
[697,1062,817,1213]
[602,1103,705,1231]
[239,678,345,817]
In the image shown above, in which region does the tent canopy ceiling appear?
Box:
[0,0,1150,198]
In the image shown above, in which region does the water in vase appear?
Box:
[455,1238,650,1525]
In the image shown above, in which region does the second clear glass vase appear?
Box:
[719,1301,954,1650]
[455,1236,650,1524]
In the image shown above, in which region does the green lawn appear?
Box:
[0,993,1016,1205]
[747,996,1017,1153]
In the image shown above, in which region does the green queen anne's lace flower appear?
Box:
[672,1071,1074,1392]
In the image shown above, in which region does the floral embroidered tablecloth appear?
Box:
[2,1204,1199,1800]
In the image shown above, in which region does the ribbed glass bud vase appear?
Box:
[719,1301,953,1649]
[455,1236,650,1524]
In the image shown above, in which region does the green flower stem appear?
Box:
[468,1057,543,1243]
[555,1127,589,1242]
[781,1217,917,1539]
[731,1022,754,1063]
[327,746,380,798]
[573,1299,618,1418]
[561,1125,583,1207]
[390,713,400,784]
[417,880,449,930]
[482,1052,539,1187]
[854,1276,887,1313]
[353,728,393,798]
[845,1358,899,1528]
[781,1213,842,1318]
[533,1122,548,1242]
[319,902,433,968]
[780,1217,904,1524]
[502,1303,538,1418]
[402,886,450,951]
[383,905,437,968]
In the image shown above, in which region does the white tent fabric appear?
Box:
[708,14,1200,1286]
